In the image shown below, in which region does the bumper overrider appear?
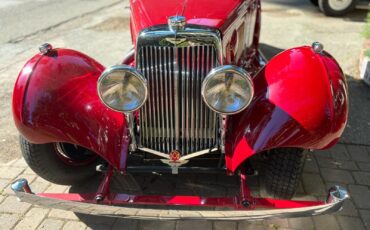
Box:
[11,175,349,220]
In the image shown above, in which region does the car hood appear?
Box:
[130,0,243,42]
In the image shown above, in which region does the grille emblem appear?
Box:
[165,37,187,45]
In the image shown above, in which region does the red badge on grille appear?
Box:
[169,150,181,162]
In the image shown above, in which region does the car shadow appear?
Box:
[259,43,284,60]
[340,77,370,145]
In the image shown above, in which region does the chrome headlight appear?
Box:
[97,65,148,113]
[201,65,254,115]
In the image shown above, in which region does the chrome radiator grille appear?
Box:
[137,45,219,154]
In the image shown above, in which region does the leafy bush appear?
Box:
[366,48,370,58]
[364,12,370,39]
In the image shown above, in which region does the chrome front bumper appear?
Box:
[11,179,349,220]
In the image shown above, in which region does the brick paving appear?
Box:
[0,143,369,229]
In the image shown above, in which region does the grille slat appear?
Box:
[195,46,200,150]
[138,45,219,154]
[168,47,174,151]
[200,46,205,149]
[190,47,195,152]
[185,47,189,153]
[149,47,155,149]
[181,47,185,153]
[163,47,169,151]
[159,47,165,151]
[140,49,147,146]
[155,47,160,150]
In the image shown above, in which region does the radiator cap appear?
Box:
[168,16,186,31]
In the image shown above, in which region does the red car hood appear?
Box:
[130,0,243,43]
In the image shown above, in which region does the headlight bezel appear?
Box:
[97,65,148,113]
[201,65,254,115]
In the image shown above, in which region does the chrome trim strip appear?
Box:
[138,147,170,159]
[125,113,137,151]
[219,115,226,153]
[122,48,135,64]
[180,148,218,161]
[138,147,217,162]
[12,180,349,221]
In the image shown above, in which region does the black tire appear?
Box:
[310,0,319,6]
[264,148,305,199]
[20,136,99,185]
[319,0,357,16]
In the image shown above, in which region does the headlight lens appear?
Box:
[97,65,147,113]
[201,65,254,115]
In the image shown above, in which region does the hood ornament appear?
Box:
[168,15,186,31]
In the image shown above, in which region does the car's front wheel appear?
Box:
[319,0,357,16]
[264,148,305,199]
[20,136,100,185]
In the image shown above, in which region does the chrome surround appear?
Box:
[12,179,349,220]
[201,65,254,115]
[97,65,148,113]
[136,24,223,156]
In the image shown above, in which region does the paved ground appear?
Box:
[0,0,369,229]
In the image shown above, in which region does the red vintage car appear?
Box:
[11,0,349,220]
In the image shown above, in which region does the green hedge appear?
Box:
[364,12,370,39]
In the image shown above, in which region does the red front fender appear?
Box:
[225,46,348,172]
[12,49,129,170]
